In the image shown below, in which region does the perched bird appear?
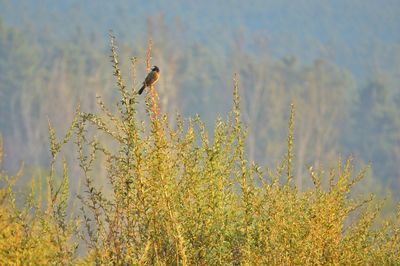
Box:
[138,65,160,95]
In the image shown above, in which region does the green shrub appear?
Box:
[0,136,78,265]
[74,35,400,265]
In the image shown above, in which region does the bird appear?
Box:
[138,65,160,95]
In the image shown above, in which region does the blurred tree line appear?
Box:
[0,13,399,198]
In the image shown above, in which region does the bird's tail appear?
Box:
[138,84,145,95]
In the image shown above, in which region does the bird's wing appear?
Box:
[144,71,159,86]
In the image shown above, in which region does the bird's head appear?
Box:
[151,65,160,73]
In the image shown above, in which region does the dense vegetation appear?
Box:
[0,36,399,265]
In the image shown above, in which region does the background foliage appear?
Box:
[0,1,399,197]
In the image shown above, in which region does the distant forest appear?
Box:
[0,0,399,198]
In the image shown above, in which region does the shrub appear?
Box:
[74,35,400,265]
[0,136,78,265]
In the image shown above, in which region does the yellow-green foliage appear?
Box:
[0,137,77,265]
[74,36,400,265]
[1,35,400,265]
